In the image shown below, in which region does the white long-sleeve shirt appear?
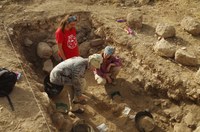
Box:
[50,57,88,96]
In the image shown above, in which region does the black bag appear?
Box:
[0,68,17,111]
[43,75,63,98]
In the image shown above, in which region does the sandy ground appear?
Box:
[1,0,200,132]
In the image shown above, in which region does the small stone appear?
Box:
[129,115,135,120]
[0,107,3,111]
[8,27,14,35]
[24,38,33,47]
[160,116,168,123]
[181,47,187,50]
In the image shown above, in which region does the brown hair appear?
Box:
[59,15,70,33]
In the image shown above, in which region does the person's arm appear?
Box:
[106,63,116,72]
[57,43,66,60]
[72,65,86,98]
[105,73,112,83]
[112,56,122,66]
[95,69,107,78]
[106,56,122,72]
[56,29,67,60]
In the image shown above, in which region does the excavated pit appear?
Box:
[10,11,104,77]
[7,11,200,132]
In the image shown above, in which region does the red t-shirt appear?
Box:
[55,27,79,59]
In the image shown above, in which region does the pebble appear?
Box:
[181,47,187,50]
[0,107,3,111]
[128,114,135,120]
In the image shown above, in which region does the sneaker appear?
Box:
[73,99,87,105]
[71,108,84,114]
[68,112,76,118]
[15,72,22,80]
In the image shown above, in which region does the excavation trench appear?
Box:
[7,11,200,132]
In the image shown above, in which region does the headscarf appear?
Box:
[104,46,115,55]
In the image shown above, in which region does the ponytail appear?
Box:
[59,15,70,33]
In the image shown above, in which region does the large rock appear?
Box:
[51,112,65,130]
[90,38,104,47]
[43,59,53,73]
[155,23,176,38]
[175,49,198,66]
[94,26,105,38]
[154,38,176,57]
[183,112,196,127]
[79,41,91,57]
[126,11,143,30]
[52,45,61,62]
[60,117,73,131]
[181,16,200,35]
[37,42,52,59]
[76,32,86,44]
[173,123,192,132]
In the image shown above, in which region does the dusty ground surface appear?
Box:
[0,0,200,132]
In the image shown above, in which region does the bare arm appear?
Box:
[57,43,66,60]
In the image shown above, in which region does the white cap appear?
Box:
[88,54,103,69]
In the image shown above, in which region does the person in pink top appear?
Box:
[55,15,79,60]
[94,46,122,85]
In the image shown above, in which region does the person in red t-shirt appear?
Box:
[55,15,79,60]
